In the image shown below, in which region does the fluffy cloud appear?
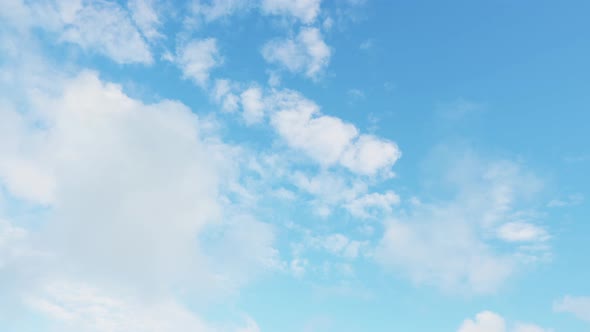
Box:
[128,0,164,41]
[272,102,358,165]
[376,149,549,294]
[497,222,549,242]
[240,86,265,124]
[0,66,275,329]
[262,27,331,79]
[345,191,400,218]
[457,311,550,332]
[458,311,506,332]
[212,79,240,112]
[45,0,153,64]
[175,38,222,87]
[267,90,400,176]
[260,0,322,23]
[554,295,590,323]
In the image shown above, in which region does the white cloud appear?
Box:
[458,311,550,332]
[212,79,240,112]
[240,86,265,124]
[175,38,222,87]
[300,232,366,260]
[340,134,401,177]
[291,171,366,216]
[547,193,584,207]
[458,311,506,332]
[271,101,358,166]
[497,222,549,243]
[0,0,152,64]
[128,0,164,41]
[345,190,400,218]
[262,27,331,79]
[266,90,400,175]
[554,295,590,323]
[260,0,322,23]
[189,0,251,22]
[376,150,549,294]
[27,280,216,332]
[57,0,153,64]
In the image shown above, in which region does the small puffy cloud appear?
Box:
[458,311,506,332]
[340,134,401,177]
[304,233,366,259]
[267,90,400,176]
[175,38,222,87]
[260,0,322,23]
[212,79,240,112]
[271,102,358,166]
[345,191,400,218]
[240,86,265,124]
[497,222,549,243]
[554,295,590,323]
[262,27,331,79]
[458,311,550,332]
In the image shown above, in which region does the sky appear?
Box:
[0,0,589,331]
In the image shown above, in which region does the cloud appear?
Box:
[26,280,217,332]
[0,0,153,64]
[186,0,321,24]
[345,191,400,218]
[189,0,252,22]
[271,100,358,165]
[262,27,331,79]
[240,86,265,124]
[260,0,322,23]
[554,295,590,323]
[212,79,240,112]
[0,66,275,329]
[266,89,400,176]
[547,193,584,208]
[56,0,154,64]
[375,149,549,294]
[128,0,164,41]
[339,134,401,177]
[175,38,222,87]
[458,311,506,332]
[496,222,549,243]
[457,311,550,332]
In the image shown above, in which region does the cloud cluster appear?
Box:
[0,63,275,330]
[262,27,331,79]
[376,149,550,294]
[458,311,550,332]
[1,0,154,64]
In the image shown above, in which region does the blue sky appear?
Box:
[0,0,589,331]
